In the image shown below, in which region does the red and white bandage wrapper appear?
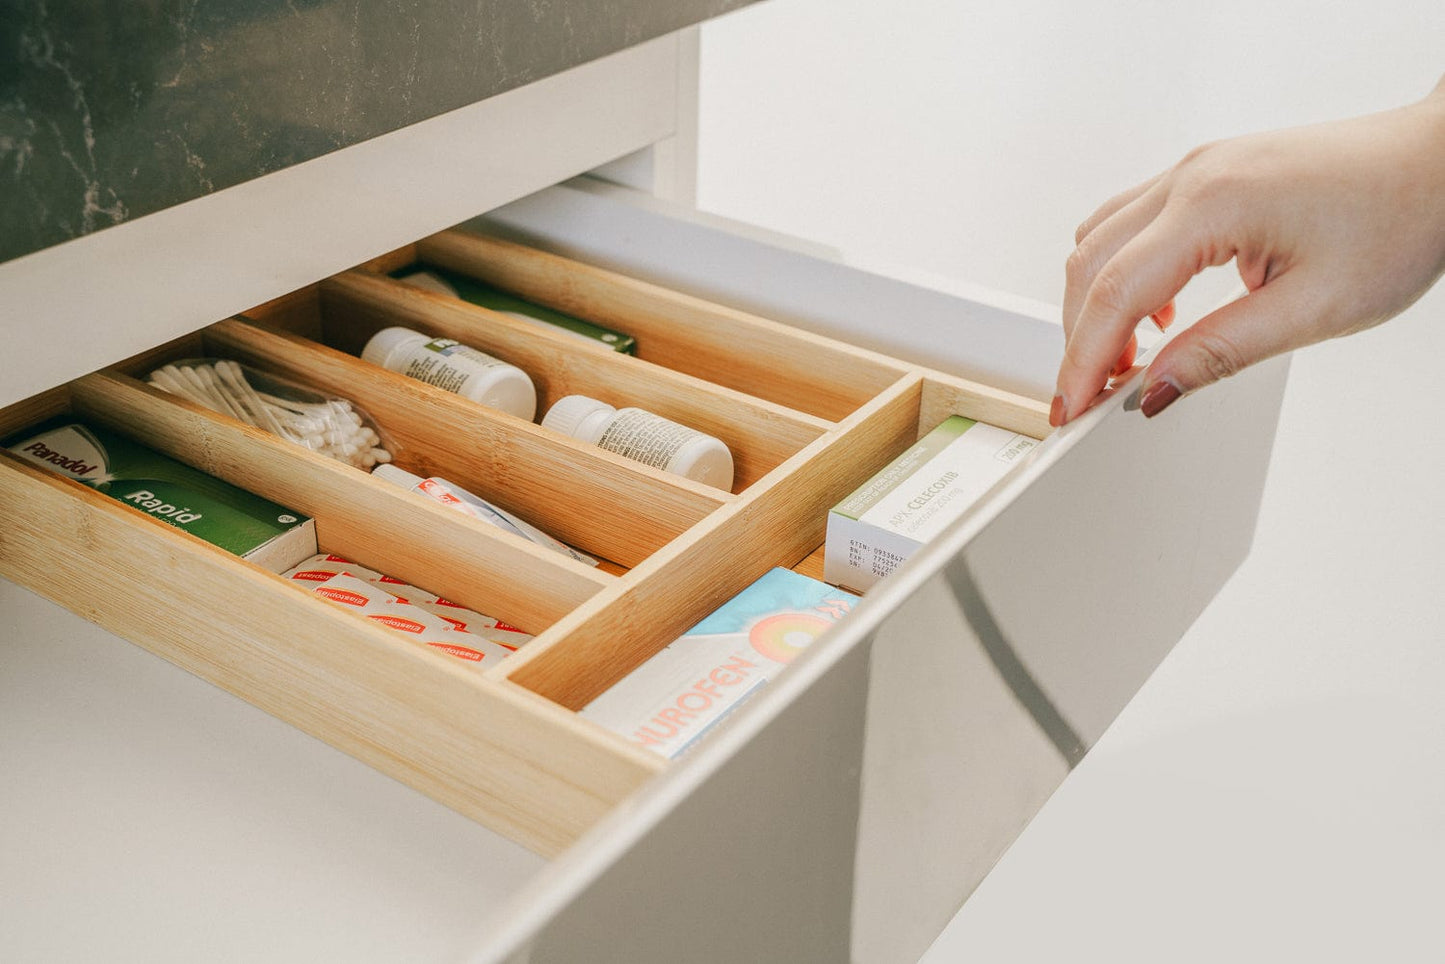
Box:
[283,553,531,652]
[406,598,532,651]
[282,552,386,586]
[298,571,514,667]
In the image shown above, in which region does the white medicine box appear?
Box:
[825,414,1036,592]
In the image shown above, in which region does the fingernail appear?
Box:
[1111,339,1138,377]
[1151,301,1177,332]
[1139,378,1182,418]
[1050,394,1067,427]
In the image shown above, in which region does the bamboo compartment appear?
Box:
[0,226,1051,857]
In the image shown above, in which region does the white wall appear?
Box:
[698,0,1443,316]
[697,3,1445,961]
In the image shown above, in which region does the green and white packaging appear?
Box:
[824,416,1036,593]
[396,267,637,353]
[7,421,317,572]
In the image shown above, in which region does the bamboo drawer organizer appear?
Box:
[0,227,1051,857]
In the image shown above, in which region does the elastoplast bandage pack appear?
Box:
[282,553,531,662]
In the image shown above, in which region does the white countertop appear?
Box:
[1,586,543,962]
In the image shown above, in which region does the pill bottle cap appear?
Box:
[360,326,423,369]
[371,463,426,488]
[542,394,615,440]
[478,368,538,422]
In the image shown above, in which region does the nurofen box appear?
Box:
[580,568,857,759]
[6,420,316,573]
[824,415,1037,593]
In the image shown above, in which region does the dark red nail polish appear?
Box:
[1139,380,1182,418]
[1050,394,1067,427]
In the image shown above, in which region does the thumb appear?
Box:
[1139,275,1312,417]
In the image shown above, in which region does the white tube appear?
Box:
[371,464,596,566]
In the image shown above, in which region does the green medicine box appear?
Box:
[7,420,317,573]
[396,266,637,354]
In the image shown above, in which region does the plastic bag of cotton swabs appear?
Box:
[148,359,394,469]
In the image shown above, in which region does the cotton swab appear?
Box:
[148,360,392,469]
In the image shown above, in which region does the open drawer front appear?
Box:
[0,181,1288,963]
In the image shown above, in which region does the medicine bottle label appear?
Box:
[401,338,509,394]
[596,409,700,470]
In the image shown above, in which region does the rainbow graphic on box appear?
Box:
[581,568,856,759]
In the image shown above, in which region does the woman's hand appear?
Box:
[1052,78,1445,426]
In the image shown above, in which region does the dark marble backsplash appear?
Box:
[1,0,754,265]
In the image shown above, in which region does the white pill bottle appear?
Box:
[542,394,734,491]
[361,326,536,420]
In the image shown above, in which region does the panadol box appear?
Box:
[7,420,317,572]
[824,416,1037,593]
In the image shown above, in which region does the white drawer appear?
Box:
[457,182,1288,963]
[0,48,1287,964]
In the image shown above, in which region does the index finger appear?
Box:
[1074,173,1163,246]
[1053,209,1204,425]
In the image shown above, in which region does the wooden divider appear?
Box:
[318,271,832,492]
[206,318,725,569]
[792,544,827,583]
[415,229,909,422]
[0,453,661,856]
[498,374,925,710]
[238,285,324,341]
[0,383,70,439]
[919,374,1052,441]
[71,371,610,633]
[355,243,419,275]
